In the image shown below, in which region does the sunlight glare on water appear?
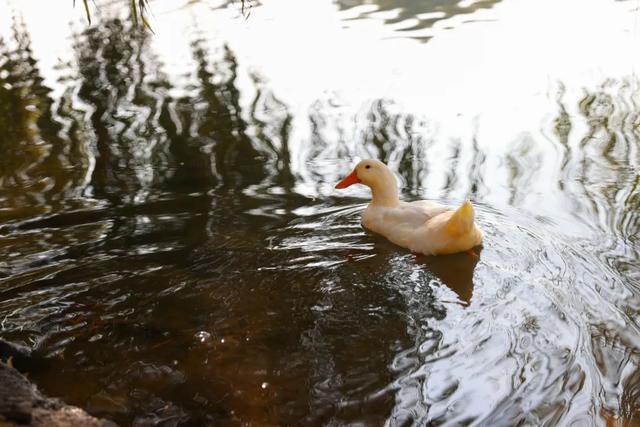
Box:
[0,0,638,425]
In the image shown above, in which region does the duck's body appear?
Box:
[336,160,483,256]
[361,199,483,255]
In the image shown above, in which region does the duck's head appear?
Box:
[335,159,397,192]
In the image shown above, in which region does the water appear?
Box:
[0,0,638,425]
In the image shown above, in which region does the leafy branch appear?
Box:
[74,0,152,30]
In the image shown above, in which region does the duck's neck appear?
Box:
[370,184,400,207]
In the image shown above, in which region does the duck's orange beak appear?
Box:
[335,170,361,189]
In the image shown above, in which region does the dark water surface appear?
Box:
[0,0,639,425]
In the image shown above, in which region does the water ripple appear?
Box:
[0,3,638,425]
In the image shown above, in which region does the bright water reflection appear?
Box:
[0,0,639,425]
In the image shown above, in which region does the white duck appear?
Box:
[335,159,483,256]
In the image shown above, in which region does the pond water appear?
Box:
[0,0,639,425]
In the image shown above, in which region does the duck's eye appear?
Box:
[365,165,371,169]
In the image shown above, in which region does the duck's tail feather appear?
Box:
[446,200,475,236]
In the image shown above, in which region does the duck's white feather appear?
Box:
[336,159,483,255]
